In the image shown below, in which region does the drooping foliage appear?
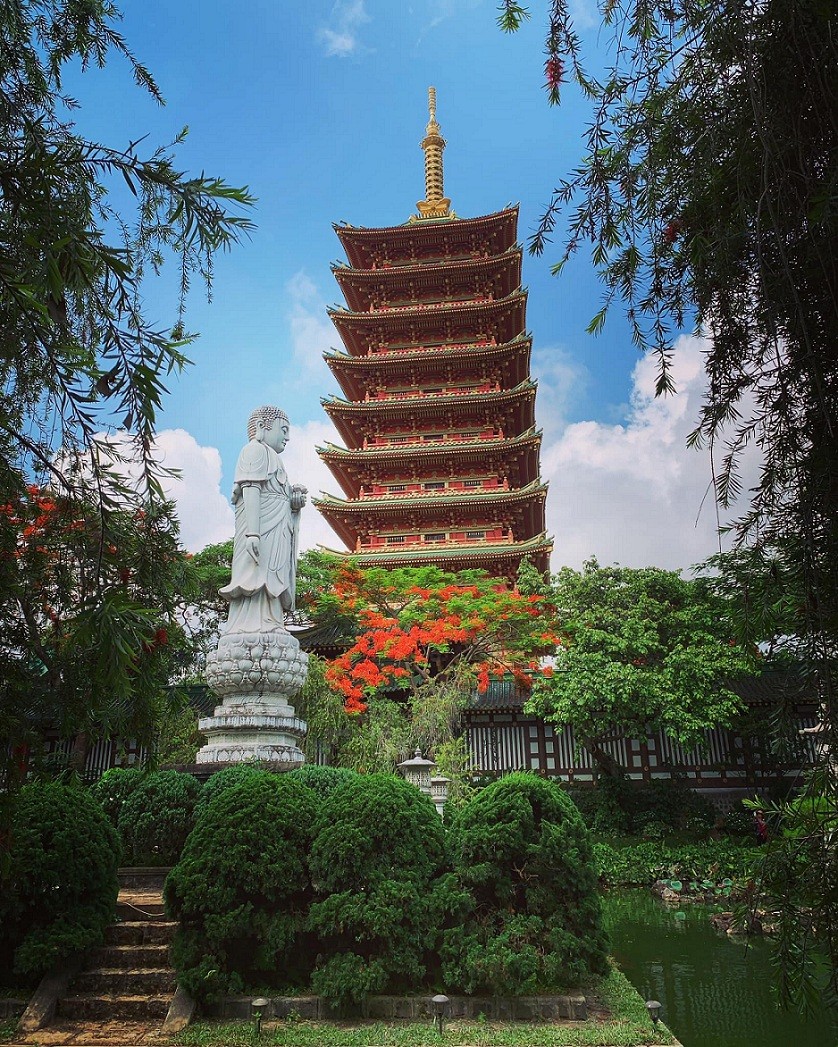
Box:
[499,0,837,1003]
[441,773,609,994]
[117,770,201,866]
[0,780,118,981]
[307,773,448,1004]
[165,772,317,1001]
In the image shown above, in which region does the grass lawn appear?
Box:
[172,968,678,1047]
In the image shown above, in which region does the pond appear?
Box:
[602,891,836,1047]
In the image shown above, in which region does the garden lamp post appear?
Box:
[431,993,449,1036]
[646,999,662,1024]
[251,997,270,1036]
[429,773,451,816]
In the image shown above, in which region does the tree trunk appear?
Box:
[582,736,626,780]
[69,731,91,774]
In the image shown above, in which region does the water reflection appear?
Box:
[602,891,837,1047]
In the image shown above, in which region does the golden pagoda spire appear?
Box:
[415,86,452,220]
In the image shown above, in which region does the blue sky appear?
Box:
[64,0,756,570]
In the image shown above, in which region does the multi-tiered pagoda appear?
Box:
[315,89,552,579]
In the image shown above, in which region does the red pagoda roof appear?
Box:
[329,291,528,356]
[333,248,523,313]
[320,531,553,580]
[322,380,537,448]
[334,207,519,269]
[324,335,532,401]
[318,428,543,497]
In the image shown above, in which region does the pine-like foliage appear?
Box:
[164,772,316,1001]
[0,780,119,980]
[117,770,201,866]
[307,773,447,1005]
[442,773,609,993]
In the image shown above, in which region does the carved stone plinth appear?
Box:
[196,629,308,768]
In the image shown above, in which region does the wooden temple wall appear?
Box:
[465,711,819,787]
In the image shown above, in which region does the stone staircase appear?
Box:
[57,896,177,1023]
[20,872,179,1044]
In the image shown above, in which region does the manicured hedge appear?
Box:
[165,771,317,1001]
[118,769,201,866]
[442,773,609,994]
[307,773,447,1005]
[0,780,119,980]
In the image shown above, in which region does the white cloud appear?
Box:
[531,343,589,441]
[283,418,346,553]
[286,270,336,388]
[542,335,761,573]
[152,430,234,551]
[318,0,371,57]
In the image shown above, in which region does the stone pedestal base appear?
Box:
[196,629,308,768]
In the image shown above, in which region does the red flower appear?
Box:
[663,218,683,244]
[545,56,564,89]
[119,567,131,585]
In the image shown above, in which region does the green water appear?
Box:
[602,891,837,1047]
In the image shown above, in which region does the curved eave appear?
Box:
[323,379,536,415]
[329,289,527,329]
[318,429,543,497]
[318,427,542,462]
[324,336,533,401]
[314,479,548,514]
[334,206,519,268]
[319,533,553,576]
[333,248,523,312]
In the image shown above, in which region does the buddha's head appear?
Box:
[248,405,290,452]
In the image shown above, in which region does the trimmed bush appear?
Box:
[118,769,201,866]
[90,766,146,831]
[0,781,119,980]
[442,773,609,994]
[165,771,317,1001]
[307,773,447,1005]
[194,763,272,820]
[568,776,715,834]
[594,838,758,887]
[289,763,359,800]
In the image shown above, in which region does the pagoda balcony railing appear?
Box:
[364,382,501,403]
[369,249,492,269]
[358,478,510,499]
[368,295,493,314]
[356,531,514,552]
[368,338,496,356]
[365,430,504,449]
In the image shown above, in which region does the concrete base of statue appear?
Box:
[196,628,308,767]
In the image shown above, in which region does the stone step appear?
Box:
[57,994,171,1021]
[116,899,166,918]
[105,921,177,946]
[72,968,177,996]
[89,943,170,968]
[19,1018,167,1044]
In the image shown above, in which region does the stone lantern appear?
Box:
[397,748,436,795]
[429,773,451,816]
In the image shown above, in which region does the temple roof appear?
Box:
[324,335,532,401]
[333,248,523,313]
[325,531,553,579]
[318,428,543,497]
[322,380,537,448]
[334,206,519,269]
[329,290,527,357]
[314,480,547,549]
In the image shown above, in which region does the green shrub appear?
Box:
[0,781,119,980]
[568,776,715,834]
[289,764,359,799]
[307,773,447,1006]
[442,773,609,995]
[118,770,201,866]
[90,766,146,831]
[165,771,317,1001]
[194,764,272,820]
[594,838,758,887]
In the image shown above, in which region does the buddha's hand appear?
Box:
[291,484,308,511]
[245,535,260,563]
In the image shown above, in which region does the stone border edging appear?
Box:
[204,993,588,1021]
[19,958,82,1033]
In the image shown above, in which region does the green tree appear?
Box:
[527,560,755,777]
[0,0,252,872]
[500,0,836,1001]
